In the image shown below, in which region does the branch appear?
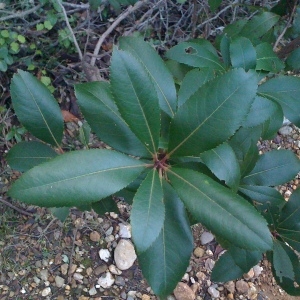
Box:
[61,2,90,9]
[90,0,148,66]
[0,4,41,22]
[56,0,83,61]
[0,197,34,217]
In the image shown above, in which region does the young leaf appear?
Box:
[111,49,160,154]
[138,182,193,298]
[277,188,300,252]
[75,82,150,158]
[258,76,300,127]
[273,240,295,283]
[9,149,147,207]
[201,142,241,191]
[131,169,164,253]
[256,43,284,73]
[10,70,63,146]
[165,41,225,71]
[242,96,278,128]
[6,141,57,172]
[230,37,256,71]
[242,150,300,186]
[177,68,214,107]
[168,168,273,251]
[168,69,257,157]
[119,37,177,117]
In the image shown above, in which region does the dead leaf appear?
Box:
[61,110,79,123]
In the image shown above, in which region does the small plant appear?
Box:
[6,12,300,298]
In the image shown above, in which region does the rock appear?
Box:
[94,264,108,276]
[200,232,214,245]
[98,272,115,288]
[99,249,111,262]
[173,282,195,300]
[61,263,68,275]
[167,296,176,300]
[253,265,263,277]
[39,269,49,281]
[227,293,234,299]
[115,275,126,286]
[224,281,235,293]
[55,276,65,288]
[205,258,215,271]
[243,268,254,280]
[236,280,249,294]
[41,287,51,297]
[109,264,122,275]
[89,286,97,296]
[114,239,137,270]
[247,283,257,299]
[119,223,131,238]
[73,273,83,281]
[90,231,101,242]
[279,125,292,135]
[182,273,189,281]
[141,295,151,300]
[208,286,220,298]
[193,247,205,258]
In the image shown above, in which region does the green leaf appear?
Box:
[78,121,91,147]
[111,49,160,154]
[10,42,19,53]
[10,70,63,146]
[165,60,192,82]
[168,69,257,157]
[119,37,177,117]
[208,0,222,12]
[239,141,259,177]
[0,60,7,72]
[201,143,241,191]
[242,150,300,186]
[50,207,70,222]
[212,247,262,282]
[75,82,149,157]
[6,141,58,172]
[92,197,119,215]
[17,35,26,43]
[239,12,280,44]
[138,181,193,298]
[230,37,256,71]
[165,41,225,71]
[168,168,273,251]
[36,23,44,31]
[222,19,248,39]
[220,35,231,68]
[1,30,9,38]
[277,188,300,252]
[177,68,214,107]
[258,76,300,127]
[273,240,295,283]
[131,169,164,253]
[286,48,300,70]
[255,43,284,72]
[242,96,278,127]
[8,149,146,207]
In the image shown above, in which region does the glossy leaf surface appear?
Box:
[201,143,241,191]
[256,43,284,72]
[242,150,300,186]
[75,82,149,157]
[9,149,146,207]
[168,168,272,251]
[258,76,300,127]
[230,37,256,70]
[119,37,177,117]
[111,49,160,154]
[6,141,57,172]
[168,69,257,156]
[138,182,193,298]
[131,169,164,253]
[10,70,63,146]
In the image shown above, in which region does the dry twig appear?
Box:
[0,196,34,217]
[0,4,41,22]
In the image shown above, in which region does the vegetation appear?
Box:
[2,0,300,298]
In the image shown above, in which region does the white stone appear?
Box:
[109,264,122,275]
[253,265,263,277]
[99,249,111,262]
[73,273,83,281]
[89,286,97,296]
[39,269,49,281]
[200,231,214,245]
[114,239,137,270]
[55,275,65,287]
[208,286,220,298]
[98,272,115,288]
[119,223,131,238]
[41,287,51,297]
[279,125,292,135]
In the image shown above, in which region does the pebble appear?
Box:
[142,295,151,300]
[208,286,220,298]
[243,268,254,280]
[109,264,122,275]
[224,281,235,293]
[205,258,215,271]
[89,286,97,296]
[99,249,111,262]
[236,280,249,294]
[279,125,293,135]
[119,223,132,238]
[253,265,263,277]
[90,231,101,242]
[115,275,126,286]
[247,283,257,299]
[200,231,214,245]
[193,247,205,258]
[41,287,51,297]
[74,273,84,281]
[55,275,65,288]
[61,263,68,275]
[98,271,115,288]
[94,264,108,276]
[39,269,49,281]
[114,239,137,270]
[173,282,195,300]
